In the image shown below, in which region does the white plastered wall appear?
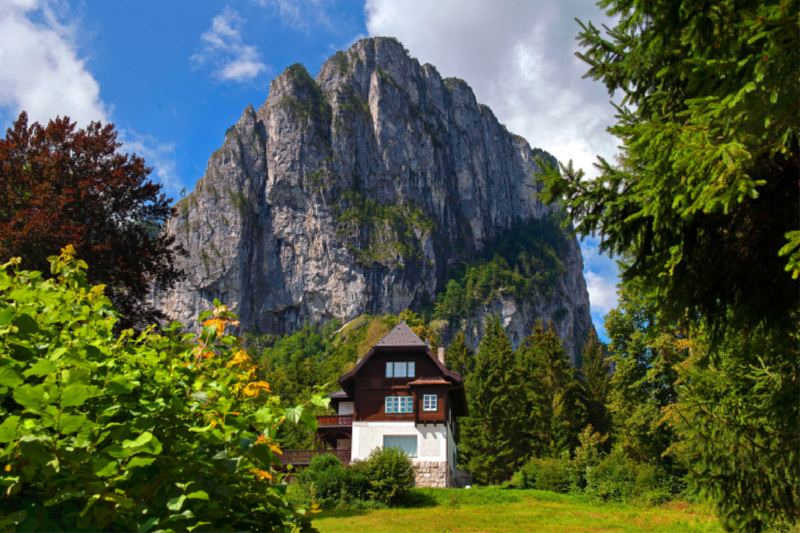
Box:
[351,422,447,462]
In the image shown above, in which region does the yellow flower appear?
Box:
[203,318,227,334]
[249,468,272,481]
[242,381,271,398]
[227,350,252,368]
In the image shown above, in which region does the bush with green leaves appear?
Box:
[362,445,416,505]
[511,426,674,506]
[0,247,327,532]
[294,454,371,509]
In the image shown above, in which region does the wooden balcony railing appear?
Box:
[280,449,351,466]
[316,414,353,427]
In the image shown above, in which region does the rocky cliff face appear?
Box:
[153,37,593,361]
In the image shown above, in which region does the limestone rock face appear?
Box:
[153,37,593,361]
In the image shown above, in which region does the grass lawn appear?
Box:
[311,487,723,533]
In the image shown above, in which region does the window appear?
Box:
[423,394,437,411]
[385,396,413,413]
[385,361,415,378]
[384,435,417,457]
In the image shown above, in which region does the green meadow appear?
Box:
[311,488,722,533]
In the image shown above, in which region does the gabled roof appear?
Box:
[327,390,350,399]
[375,321,427,347]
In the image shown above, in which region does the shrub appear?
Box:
[0,248,326,532]
[511,455,571,493]
[586,450,671,505]
[296,453,369,507]
[362,446,416,505]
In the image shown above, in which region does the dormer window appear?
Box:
[385,361,415,378]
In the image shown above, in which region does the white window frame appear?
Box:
[383,435,418,457]
[423,394,437,412]
[385,396,413,413]
[385,361,416,378]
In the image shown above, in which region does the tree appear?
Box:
[664,325,799,532]
[538,0,798,334]
[604,287,686,468]
[459,314,524,484]
[0,112,185,330]
[579,330,612,441]
[518,320,584,457]
[446,331,475,378]
[536,2,799,528]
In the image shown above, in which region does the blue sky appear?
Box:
[0,0,620,341]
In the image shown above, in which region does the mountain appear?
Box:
[152,37,593,361]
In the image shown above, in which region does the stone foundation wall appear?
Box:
[413,461,449,488]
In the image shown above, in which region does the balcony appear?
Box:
[316,414,353,427]
[279,449,351,466]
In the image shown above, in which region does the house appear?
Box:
[281,321,468,488]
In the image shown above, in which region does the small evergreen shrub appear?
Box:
[362,446,416,505]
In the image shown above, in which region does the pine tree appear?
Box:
[459,315,524,484]
[446,331,475,379]
[580,330,612,442]
[518,320,584,457]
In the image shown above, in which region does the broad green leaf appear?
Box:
[13,384,49,410]
[23,359,58,378]
[284,406,302,424]
[0,366,23,387]
[137,517,159,533]
[310,394,331,408]
[107,378,137,396]
[0,416,20,443]
[299,411,318,431]
[61,384,102,408]
[166,495,186,511]
[122,431,163,455]
[101,444,132,459]
[186,491,209,500]
[58,413,87,434]
[12,314,39,336]
[92,458,118,477]
[126,456,156,469]
[0,305,15,326]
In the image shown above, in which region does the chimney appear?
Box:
[437,346,445,365]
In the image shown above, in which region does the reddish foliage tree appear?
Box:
[0,111,186,330]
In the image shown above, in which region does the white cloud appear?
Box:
[192,7,269,83]
[0,0,109,126]
[252,0,334,31]
[364,0,620,181]
[118,130,182,200]
[584,271,618,315]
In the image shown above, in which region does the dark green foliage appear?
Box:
[0,250,321,532]
[537,0,799,335]
[294,447,414,509]
[459,315,524,484]
[580,331,612,440]
[296,454,369,506]
[518,321,585,457]
[665,325,799,532]
[512,428,674,506]
[335,189,436,266]
[605,287,685,469]
[445,331,475,379]
[433,216,568,322]
[362,446,416,505]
